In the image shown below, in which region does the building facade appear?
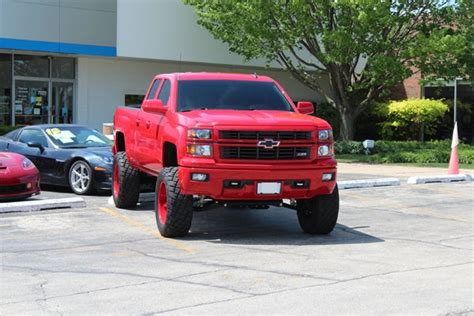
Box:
[0,0,329,130]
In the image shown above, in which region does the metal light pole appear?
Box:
[453,77,458,124]
[453,77,463,124]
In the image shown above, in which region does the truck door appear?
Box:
[135,79,161,168]
[136,79,170,172]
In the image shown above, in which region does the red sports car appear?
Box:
[0,152,40,201]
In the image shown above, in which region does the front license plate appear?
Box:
[257,182,281,195]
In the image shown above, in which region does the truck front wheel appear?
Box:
[296,185,339,234]
[155,167,193,237]
[112,152,140,209]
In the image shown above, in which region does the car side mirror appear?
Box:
[27,142,45,153]
[142,99,167,114]
[297,101,315,115]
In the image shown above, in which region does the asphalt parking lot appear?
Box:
[1,165,473,314]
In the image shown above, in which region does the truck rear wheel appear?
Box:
[155,167,193,237]
[112,152,140,209]
[296,185,339,234]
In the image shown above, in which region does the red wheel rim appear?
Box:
[158,182,167,224]
[113,162,119,198]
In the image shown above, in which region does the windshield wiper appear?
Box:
[234,107,257,111]
[63,145,88,149]
[181,107,208,112]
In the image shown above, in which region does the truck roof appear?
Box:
[161,72,275,82]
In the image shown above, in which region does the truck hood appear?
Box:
[177,110,331,129]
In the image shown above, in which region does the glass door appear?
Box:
[52,82,74,124]
[14,80,49,126]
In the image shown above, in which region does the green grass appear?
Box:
[336,154,474,169]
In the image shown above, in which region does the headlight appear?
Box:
[100,156,113,164]
[186,144,212,157]
[187,129,212,139]
[22,158,33,169]
[318,130,333,141]
[318,145,333,156]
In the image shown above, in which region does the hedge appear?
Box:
[0,125,17,136]
[335,140,474,164]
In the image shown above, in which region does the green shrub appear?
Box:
[335,140,474,164]
[0,125,16,136]
[334,141,364,154]
[376,99,448,141]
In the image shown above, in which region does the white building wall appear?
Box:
[117,0,276,68]
[76,56,330,130]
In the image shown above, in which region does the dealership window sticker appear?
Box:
[46,128,76,144]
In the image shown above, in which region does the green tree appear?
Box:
[184,0,469,140]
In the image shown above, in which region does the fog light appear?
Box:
[318,145,331,156]
[191,173,208,181]
[26,183,32,189]
[322,173,334,181]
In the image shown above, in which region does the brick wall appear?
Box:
[390,71,422,100]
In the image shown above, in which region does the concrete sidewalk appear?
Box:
[338,162,474,182]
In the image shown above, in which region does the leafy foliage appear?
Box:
[376,99,448,140]
[335,140,474,164]
[0,125,16,136]
[314,102,341,139]
[184,0,470,140]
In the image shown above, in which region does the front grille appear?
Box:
[221,146,311,160]
[0,184,27,194]
[220,130,311,140]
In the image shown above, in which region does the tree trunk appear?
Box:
[340,109,355,141]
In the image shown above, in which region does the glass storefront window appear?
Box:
[52,57,75,79]
[14,80,49,126]
[0,54,12,126]
[2,54,75,126]
[14,55,49,78]
[52,82,74,123]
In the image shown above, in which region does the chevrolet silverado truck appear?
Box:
[113,73,338,237]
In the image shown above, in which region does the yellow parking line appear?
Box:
[99,207,197,254]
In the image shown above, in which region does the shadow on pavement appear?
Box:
[184,207,383,246]
[40,184,111,197]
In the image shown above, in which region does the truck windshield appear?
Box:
[177,80,294,112]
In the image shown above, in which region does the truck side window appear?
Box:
[146,79,161,100]
[157,80,171,105]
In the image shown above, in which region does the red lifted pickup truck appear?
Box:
[113,73,338,237]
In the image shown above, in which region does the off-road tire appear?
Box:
[296,185,339,234]
[112,151,140,209]
[155,167,193,237]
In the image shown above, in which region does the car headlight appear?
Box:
[22,158,33,169]
[100,156,113,164]
[187,129,212,139]
[186,144,212,157]
[318,130,333,141]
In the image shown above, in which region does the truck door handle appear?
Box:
[136,119,140,127]
[146,121,151,128]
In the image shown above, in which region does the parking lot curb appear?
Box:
[407,174,472,185]
[0,197,86,214]
[338,178,400,189]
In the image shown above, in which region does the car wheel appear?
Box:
[296,185,339,234]
[69,160,94,195]
[112,151,140,208]
[155,167,193,237]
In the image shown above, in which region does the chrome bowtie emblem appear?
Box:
[257,139,280,149]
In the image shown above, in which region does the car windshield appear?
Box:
[177,80,294,112]
[44,126,112,148]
